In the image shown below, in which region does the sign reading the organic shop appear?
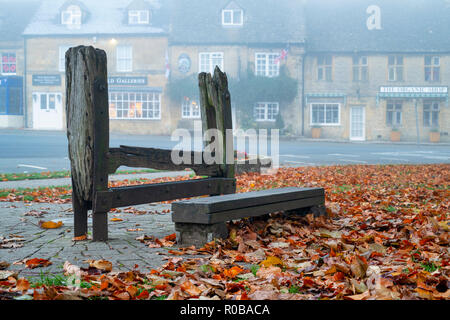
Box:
[380,86,448,94]
[32,74,61,86]
[108,77,148,86]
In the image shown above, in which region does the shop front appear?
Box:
[377,86,449,142]
[0,76,23,128]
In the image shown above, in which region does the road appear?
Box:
[0,129,449,173]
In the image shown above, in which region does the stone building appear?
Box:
[6,0,449,143]
[0,0,39,129]
[167,0,306,135]
[22,0,171,133]
[303,0,450,142]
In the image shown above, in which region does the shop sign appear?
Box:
[108,77,148,86]
[32,74,61,86]
[380,86,448,94]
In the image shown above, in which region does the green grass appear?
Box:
[384,205,398,213]
[29,271,92,289]
[421,262,440,273]
[30,272,67,287]
[0,169,161,182]
[288,285,301,294]
[250,264,260,276]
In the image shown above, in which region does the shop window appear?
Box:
[109,91,161,120]
[311,103,340,125]
[181,97,201,119]
[0,87,6,113]
[386,101,402,126]
[254,102,279,122]
[8,87,22,114]
[1,53,16,75]
[0,83,22,115]
[423,101,439,127]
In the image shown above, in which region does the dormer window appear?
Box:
[128,10,150,24]
[222,8,243,26]
[61,5,81,26]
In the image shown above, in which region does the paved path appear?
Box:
[0,201,201,278]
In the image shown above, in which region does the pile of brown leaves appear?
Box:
[0,164,448,300]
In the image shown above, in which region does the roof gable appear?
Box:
[169,0,306,45]
[222,1,243,11]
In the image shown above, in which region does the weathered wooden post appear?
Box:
[198,67,235,180]
[66,46,109,241]
[174,67,236,246]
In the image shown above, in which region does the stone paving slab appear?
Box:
[0,201,202,279]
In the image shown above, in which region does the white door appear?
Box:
[33,92,63,130]
[350,106,365,141]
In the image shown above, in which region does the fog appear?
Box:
[0,0,449,172]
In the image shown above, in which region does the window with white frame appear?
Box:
[317,55,332,81]
[59,46,71,72]
[352,56,368,81]
[388,55,403,81]
[116,46,133,72]
[222,9,243,26]
[199,52,223,74]
[61,5,82,26]
[255,53,280,77]
[109,92,161,120]
[386,101,402,126]
[254,102,279,121]
[311,103,340,125]
[128,10,150,24]
[181,98,201,119]
[1,53,16,74]
[423,101,440,127]
[425,56,440,82]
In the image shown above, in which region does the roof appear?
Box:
[23,0,170,37]
[169,0,306,45]
[306,0,450,53]
[0,0,40,42]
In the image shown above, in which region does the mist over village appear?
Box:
[0,0,448,305]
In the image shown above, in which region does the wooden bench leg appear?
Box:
[175,222,228,247]
[311,205,327,217]
[93,211,108,241]
[285,205,327,218]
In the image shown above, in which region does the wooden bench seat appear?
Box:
[172,187,326,247]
